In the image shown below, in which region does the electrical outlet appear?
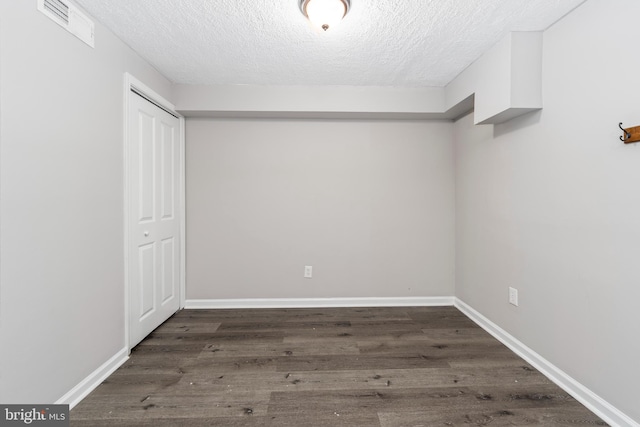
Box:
[509,287,519,306]
[304,266,313,278]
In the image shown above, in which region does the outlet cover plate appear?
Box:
[509,287,519,306]
[304,266,313,278]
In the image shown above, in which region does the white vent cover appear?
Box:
[38,0,95,48]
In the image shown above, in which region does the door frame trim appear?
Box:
[123,73,186,352]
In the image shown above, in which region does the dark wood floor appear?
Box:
[71,306,607,426]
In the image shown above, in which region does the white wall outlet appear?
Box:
[304,266,313,278]
[509,287,519,306]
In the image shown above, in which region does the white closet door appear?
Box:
[129,91,181,348]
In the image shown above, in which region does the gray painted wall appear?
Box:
[454,0,640,421]
[0,3,172,403]
[186,119,455,300]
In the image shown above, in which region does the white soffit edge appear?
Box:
[172,31,542,123]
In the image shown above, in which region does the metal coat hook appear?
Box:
[619,122,631,142]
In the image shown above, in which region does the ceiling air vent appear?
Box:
[43,0,69,25]
[37,0,95,48]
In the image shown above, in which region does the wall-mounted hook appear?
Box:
[619,122,640,144]
[619,122,631,142]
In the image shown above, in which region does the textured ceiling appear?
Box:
[74,0,585,87]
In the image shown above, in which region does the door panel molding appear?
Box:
[123,73,185,352]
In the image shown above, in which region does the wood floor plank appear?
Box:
[128,343,208,354]
[420,327,503,343]
[137,333,225,346]
[193,330,285,344]
[215,320,355,333]
[356,339,523,365]
[182,356,279,373]
[172,365,552,394]
[267,387,479,414]
[72,391,271,420]
[152,321,221,334]
[82,373,183,396]
[464,383,580,409]
[281,327,429,341]
[70,307,607,426]
[378,406,608,427]
[276,353,451,371]
[199,342,361,358]
[266,410,381,427]
[217,319,426,339]
[407,310,481,329]
[113,352,199,376]
[449,359,540,369]
[71,417,268,427]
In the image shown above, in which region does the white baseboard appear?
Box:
[454,298,639,427]
[185,296,455,309]
[56,347,129,410]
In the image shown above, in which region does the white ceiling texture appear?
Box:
[74,0,585,87]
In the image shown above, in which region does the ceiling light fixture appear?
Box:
[299,0,350,32]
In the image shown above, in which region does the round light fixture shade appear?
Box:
[299,0,350,32]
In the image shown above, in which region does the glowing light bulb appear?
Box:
[303,0,348,31]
